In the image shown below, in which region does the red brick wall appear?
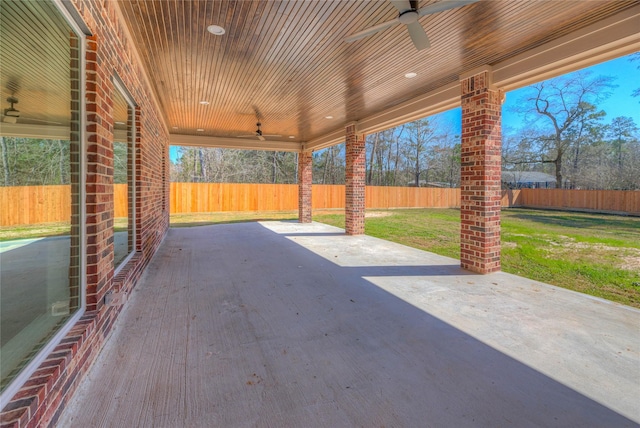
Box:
[0,1,169,426]
[345,124,366,235]
[460,70,502,274]
[298,151,313,223]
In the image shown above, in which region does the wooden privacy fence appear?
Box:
[0,185,71,226]
[169,184,462,212]
[516,188,640,214]
[1,184,639,226]
[171,183,299,213]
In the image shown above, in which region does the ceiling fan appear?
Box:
[2,96,61,125]
[238,122,281,141]
[345,0,479,51]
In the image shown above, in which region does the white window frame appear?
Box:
[0,0,88,409]
[112,75,138,275]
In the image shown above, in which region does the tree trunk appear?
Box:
[322,150,330,184]
[555,149,563,188]
[367,133,377,185]
[1,136,10,186]
[375,143,383,186]
[57,139,67,184]
[198,149,206,181]
[414,148,420,187]
[272,152,278,183]
[393,137,400,186]
[618,138,623,169]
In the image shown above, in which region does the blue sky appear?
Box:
[171,53,638,162]
[437,53,639,135]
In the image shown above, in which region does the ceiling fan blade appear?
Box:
[390,0,412,13]
[418,0,479,17]
[252,105,263,121]
[406,21,430,50]
[1,114,62,125]
[344,18,398,42]
[23,117,63,125]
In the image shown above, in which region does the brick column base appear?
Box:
[345,123,366,235]
[460,69,502,274]
[298,151,312,223]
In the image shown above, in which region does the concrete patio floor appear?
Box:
[57,221,640,427]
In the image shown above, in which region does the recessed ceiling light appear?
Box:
[172,126,178,129]
[405,72,417,78]
[207,25,225,35]
[115,121,125,125]
[199,100,210,105]
[196,128,204,132]
[289,135,295,139]
[325,115,333,119]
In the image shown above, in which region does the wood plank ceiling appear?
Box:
[116,0,636,145]
[0,1,637,145]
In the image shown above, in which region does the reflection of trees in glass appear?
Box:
[0,137,69,186]
[171,148,301,184]
[113,141,128,184]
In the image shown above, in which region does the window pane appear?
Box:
[113,88,134,268]
[0,1,81,392]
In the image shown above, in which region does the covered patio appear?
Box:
[58,221,640,427]
[2,1,640,426]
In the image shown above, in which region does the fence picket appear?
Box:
[1,185,638,226]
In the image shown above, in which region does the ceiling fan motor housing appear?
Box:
[4,108,20,118]
[4,97,20,117]
[398,10,419,24]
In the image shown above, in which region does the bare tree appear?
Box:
[403,118,442,186]
[608,116,638,168]
[519,72,614,187]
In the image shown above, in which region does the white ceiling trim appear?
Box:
[493,4,640,91]
[169,134,302,152]
[307,4,640,152]
[305,81,460,152]
[0,123,69,140]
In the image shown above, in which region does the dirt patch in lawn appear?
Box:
[620,255,640,272]
[365,211,393,218]
[549,236,640,272]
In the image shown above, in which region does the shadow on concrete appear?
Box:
[58,221,639,427]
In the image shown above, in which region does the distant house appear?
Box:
[502,171,557,189]
[406,180,455,188]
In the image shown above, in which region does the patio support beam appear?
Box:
[459,66,503,274]
[298,150,313,223]
[345,122,366,235]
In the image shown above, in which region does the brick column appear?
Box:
[460,67,502,274]
[345,123,366,235]
[85,35,113,310]
[298,150,312,223]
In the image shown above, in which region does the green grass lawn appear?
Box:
[313,208,640,309]
[3,208,638,308]
[0,218,130,241]
[170,211,298,227]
